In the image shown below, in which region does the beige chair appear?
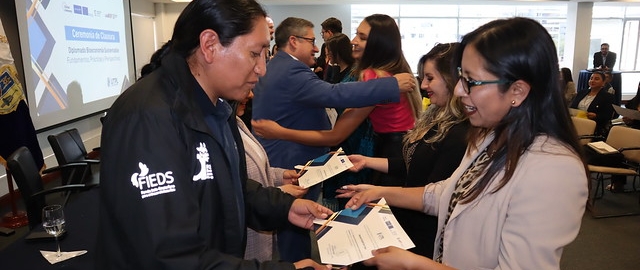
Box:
[587,125,640,218]
[571,116,597,145]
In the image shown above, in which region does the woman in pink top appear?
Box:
[253,14,421,187]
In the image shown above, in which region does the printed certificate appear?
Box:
[312,198,415,266]
[294,148,353,188]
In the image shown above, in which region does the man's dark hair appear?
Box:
[321,17,342,33]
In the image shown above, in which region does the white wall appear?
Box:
[265,4,352,48]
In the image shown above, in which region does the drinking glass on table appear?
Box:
[42,205,65,258]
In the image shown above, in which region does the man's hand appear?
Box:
[288,199,332,229]
[393,73,417,93]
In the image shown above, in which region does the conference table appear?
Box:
[0,188,99,270]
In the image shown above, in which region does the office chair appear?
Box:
[6,147,95,230]
[587,125,640,218]
[47,128,100,186]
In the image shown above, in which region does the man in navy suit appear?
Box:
[252,17,415,263]
[593,43,617,70]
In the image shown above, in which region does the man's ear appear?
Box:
[510,80,531,107]
[198,29,220,63]
[287,35,299,52]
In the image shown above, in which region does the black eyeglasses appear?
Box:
[293,35,316,46]
[457,67,512,94]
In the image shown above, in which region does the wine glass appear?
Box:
[42,205,65,258]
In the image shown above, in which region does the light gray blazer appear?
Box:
[237,117,286,262]
[423,134,588,269]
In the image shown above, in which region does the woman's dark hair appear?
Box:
[321,17,343,34]
[139,0,266,78]
[454,17,584,203]
[561,67,573,83]
[591,71,606,81]
[326,33,354,67]
[356,14,412,75]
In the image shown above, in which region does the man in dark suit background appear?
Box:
[593,43,617,70]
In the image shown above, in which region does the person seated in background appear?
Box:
[234,90,308,262]
[570,71,616,138]
[623,82,640,129]
[341,42,470,259]
[584,84,640,193]
[604,71,616,95]
[561,67,576,106]
[593,42,617,70]
[338,17,587,270]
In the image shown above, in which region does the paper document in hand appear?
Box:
[613,104,640,120]
[313,198,415,266]
[588,141,619,154]
[294,148,353,188]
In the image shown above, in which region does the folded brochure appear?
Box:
[294,147,353,188]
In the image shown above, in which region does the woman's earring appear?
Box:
[511,100,516,105]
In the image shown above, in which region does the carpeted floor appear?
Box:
[560,187,640,270]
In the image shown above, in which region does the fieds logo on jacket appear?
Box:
[193,142,214,181]
[131,162,175,199]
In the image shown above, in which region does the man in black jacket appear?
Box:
[96,1,333,269]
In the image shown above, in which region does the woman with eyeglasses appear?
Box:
[569,71,616,138]
[340,17,588,269]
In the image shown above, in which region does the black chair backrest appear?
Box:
[7,147,46,230]
[48,128,90,184]
[48,128,88,165]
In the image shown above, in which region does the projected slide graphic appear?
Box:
[20,0,133,127]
